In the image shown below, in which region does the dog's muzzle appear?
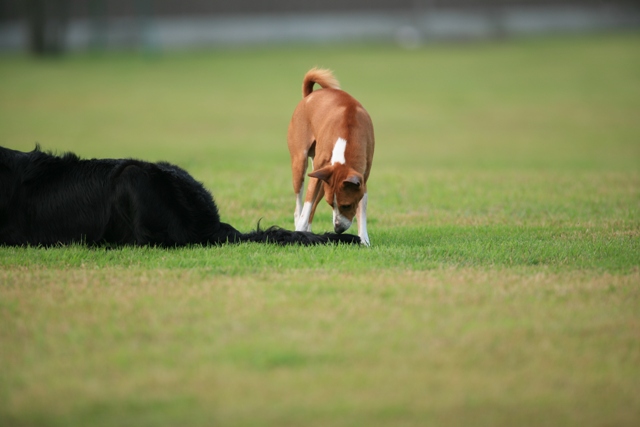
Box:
[333,219,351,234]
[333,203,352,234]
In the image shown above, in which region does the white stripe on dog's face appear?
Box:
[331,138,347,165]
[332,195,352,233]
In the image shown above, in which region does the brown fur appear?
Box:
[287,68,375,243]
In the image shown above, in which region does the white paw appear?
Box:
[295,220,312,232]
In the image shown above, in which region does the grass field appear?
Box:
[1,33,639,426]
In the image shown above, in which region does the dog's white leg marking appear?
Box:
[296,201,313,232]
[294,153,311,231]
[332,195,352,234]
[294,191,303,228]
[331,138,347,165]
[357,192,370,246]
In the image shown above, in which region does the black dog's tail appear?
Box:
[242,225,361,245]
[217,222,360,246]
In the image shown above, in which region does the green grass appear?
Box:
[1,33,639,426]
[0,225,636,272]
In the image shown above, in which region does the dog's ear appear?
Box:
[343,174,361,188]
[308,165,334,183]
[342,175,360,187]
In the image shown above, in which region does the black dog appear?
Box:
[0,146,360,247]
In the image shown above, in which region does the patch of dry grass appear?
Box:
[1,268,639,426]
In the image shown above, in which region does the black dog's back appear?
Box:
[0,146,360,247]
[2,147,119,245]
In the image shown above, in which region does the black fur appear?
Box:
[0,146,360,247]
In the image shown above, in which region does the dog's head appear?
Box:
[308,164,365,234]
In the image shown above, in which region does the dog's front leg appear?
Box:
[295,178,322,232]
[357,192,370,246]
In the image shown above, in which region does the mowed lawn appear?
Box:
[1,33,639,426]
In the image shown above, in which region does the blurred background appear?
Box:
[1,0,639,54]
[1,0,638,229]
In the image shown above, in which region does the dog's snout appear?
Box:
[334,223,347,234]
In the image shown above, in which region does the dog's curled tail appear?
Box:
[302,67,341,97]
[231,224,360,246]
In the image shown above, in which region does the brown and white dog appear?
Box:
[287,68,375,246]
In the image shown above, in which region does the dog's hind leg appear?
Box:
[290,148,308,226]
[288,116,316,229]
[291,151,311,229]
[294,180,305,227]
[308,184,325,228]
[295,175,324,232]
